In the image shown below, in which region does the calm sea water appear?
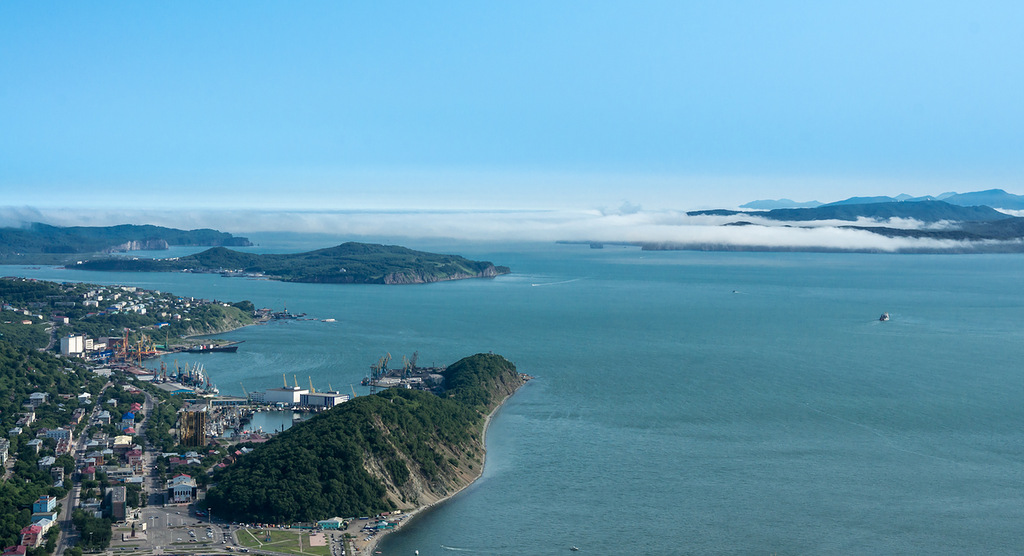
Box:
[8,240,1024,554]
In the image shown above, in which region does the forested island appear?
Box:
[75,242,512,284]
[0,223,252,264]
[206,353,528,522]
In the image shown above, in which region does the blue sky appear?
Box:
[2,1,1022,214]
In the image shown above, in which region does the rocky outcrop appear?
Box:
[381,264,511,285]
[103,239,170,253]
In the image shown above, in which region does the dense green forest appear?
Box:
[206,353,526,523]
[76,242,511,284]
[0,338,107,547]
[0,309,50,350]
[0,222,251,264]
[71,510,112,551]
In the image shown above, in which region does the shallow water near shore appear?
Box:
[8,240,1024,554]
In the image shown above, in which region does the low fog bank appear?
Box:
[1,205,1019,253]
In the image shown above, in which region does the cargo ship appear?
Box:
[187,341,242,353]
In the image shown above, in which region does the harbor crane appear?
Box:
[368,353,391,395]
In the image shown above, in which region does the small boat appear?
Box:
[570,547,580,552]
[879,312,890,321]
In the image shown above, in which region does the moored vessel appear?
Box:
[187,341,242,353]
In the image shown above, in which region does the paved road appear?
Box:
[53,380,113,556]
[54,485,80,555]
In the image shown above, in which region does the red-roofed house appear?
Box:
[19,525,42,547]
[3,545,27,556]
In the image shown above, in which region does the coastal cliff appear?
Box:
[0,222,252,263]
[206,354,527,522]
[103,239,170,252]
[381,264,506,284]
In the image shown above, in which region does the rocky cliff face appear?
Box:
[382,264,510,285]
[366,354,528,509]
[103,239,170,252]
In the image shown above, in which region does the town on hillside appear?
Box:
[1,277,438,556]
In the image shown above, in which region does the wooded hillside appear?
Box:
[205,353,526,522]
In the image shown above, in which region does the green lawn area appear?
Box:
[236,529,330,556]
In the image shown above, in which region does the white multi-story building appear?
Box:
[60,335,85,356]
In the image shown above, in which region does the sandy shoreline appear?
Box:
[357,384,524,555]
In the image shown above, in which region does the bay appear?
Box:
[7,240,1024,554]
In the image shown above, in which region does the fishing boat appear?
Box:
[879,312,890,321]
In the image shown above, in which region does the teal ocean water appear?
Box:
[8,240,1024,554]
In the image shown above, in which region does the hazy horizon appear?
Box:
[3,200,1020,253]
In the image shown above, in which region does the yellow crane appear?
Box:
[308,376,316,393]
[239,382,248,399]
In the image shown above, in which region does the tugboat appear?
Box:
[879,312,890,322]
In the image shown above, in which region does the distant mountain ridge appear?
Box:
[739,199,822,209]
[690,200,1007,223]
[943,189,1024,210]
[0,222,252,263]
[649,196,1024,253]
[744,189,1024,210]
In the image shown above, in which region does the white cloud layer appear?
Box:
[0,205,1010,253]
